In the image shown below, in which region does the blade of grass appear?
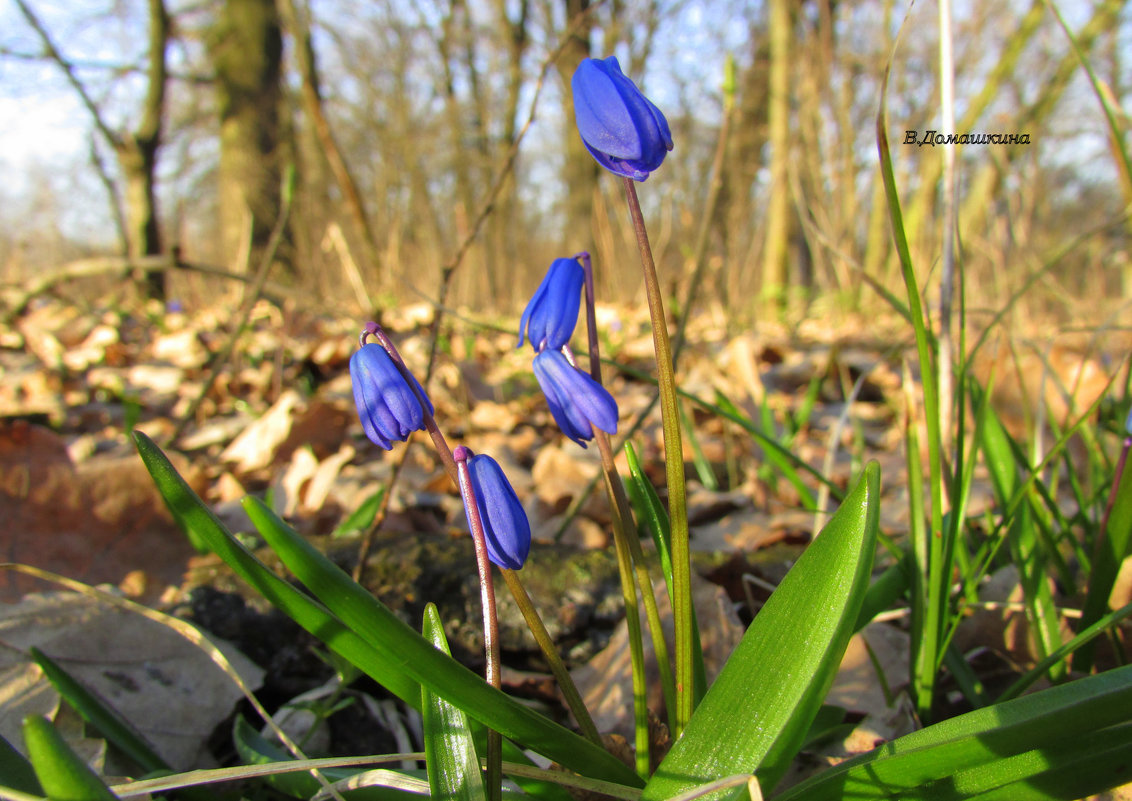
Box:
[22,716,118,801]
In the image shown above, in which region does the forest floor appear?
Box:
[0,289,1127,787]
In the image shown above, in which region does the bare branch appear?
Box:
[12,0,121,148]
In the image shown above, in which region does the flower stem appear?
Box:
[499,569,602,746]
[622,177,692,737]
[580,251,676,733]
[455,448,503,801]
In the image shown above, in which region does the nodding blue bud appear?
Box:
[459,449,531,570]
[571,56,673,181]
[519,257,585,352]
[349,341,433,450]
[532,349,618,448]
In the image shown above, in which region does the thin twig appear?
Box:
[166,168,295,445]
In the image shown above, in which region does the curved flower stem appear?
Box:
[621,177,692,737]
[455,448,503,801]
[499,569,602,746]
[580,252,677,733]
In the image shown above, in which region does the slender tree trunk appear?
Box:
[761,0,792,314]
[14,0,169,301]
[210,0,284,273]
[556,0,599,248]
[280,0,381,296]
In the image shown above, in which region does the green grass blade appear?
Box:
[0,733,42,794]
[974,388,1066,680]
[1077,443,1132,669]
[29,647,170,776]
[240,495,642,788]
[624,442,707,702]
[774,664,1132,801]
[878,31,947,722]
[641,462,880,799]
[422,603,486,801]
[332,486,386,539]
[133,431,423,708]
[712,391,820,510]
[23,716,118,801]
[680,400,719,490]
[232,715,418,800]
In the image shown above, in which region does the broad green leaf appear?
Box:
[422,603,485,801]
[134,431,639,790]
[241,495,642,788]
[642,461,880,800]
[133,431,422,708]
[233,715,418,800]
[0,733,42,794]
[30,647,170,775]
[23,715,118,801]
[774,664,1132,800]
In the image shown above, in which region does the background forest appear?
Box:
[1,0,1129,330]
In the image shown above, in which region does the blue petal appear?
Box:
[467,454,531,569]
[571,56,673,181]
[532,350,619,447]
[519,258,585,351]
[349,344,432,449]
[572,58,645,161]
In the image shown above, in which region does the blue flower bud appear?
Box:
[519,257,585,351]
[350,342,434,449]
[571,56,673,181]
[463,451,531,570]
[532,349,618,447]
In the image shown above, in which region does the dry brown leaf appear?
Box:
[0,591,263,771]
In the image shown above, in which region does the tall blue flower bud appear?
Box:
[350,332,434,450]
[519,257,585,351]
[532,349,618,447]
[457,447,531,570]
[571,56,673,181]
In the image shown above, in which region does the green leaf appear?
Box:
[641,462,880,800]
[132,431,423,708]
[29,647,170,776]
[241,495,642,788]
[232,715,419,800]
[23,715,118,801]
[133,432,639,790]
[333,486,386,539]
[624,442,706,702]
[975,388,1065,680]
[774,664,1132,801]
[0,733,42,794]
[422,603,486,801]
[1079,441,1132,657]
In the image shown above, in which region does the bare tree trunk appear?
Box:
[279,0,381,297]
[556,0,599,249]
[14,0,170,301]
[210,0,284,274]
[715,28,769,322]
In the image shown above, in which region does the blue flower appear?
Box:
[571,56,673,181]
[350,342,434,449]
[519,257,585,351]
[463,451,531,570]
[532,349,618,447]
